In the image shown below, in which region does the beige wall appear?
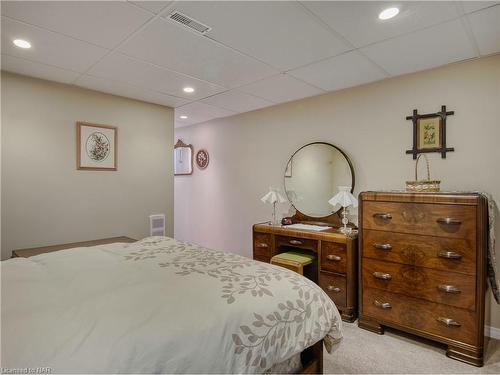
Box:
[175,55,500,328]
[1,72,174,260]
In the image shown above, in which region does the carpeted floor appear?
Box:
[324,321,500,374]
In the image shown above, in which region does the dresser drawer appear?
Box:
[253,233,273,258]
[321,242,347,273]
[362,258,476,310]
[319,271,347,307]
[362,287,478,346]
[276,235,318,252]
[362,230,476,275]
[362,201,476,239]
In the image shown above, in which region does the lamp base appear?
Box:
[339,226,353,235]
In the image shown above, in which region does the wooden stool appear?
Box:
[270,251,315,275]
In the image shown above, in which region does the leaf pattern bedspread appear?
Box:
[1,237,342,373]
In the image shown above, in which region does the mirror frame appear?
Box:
[174,139,194,176]
[283,141,355,225]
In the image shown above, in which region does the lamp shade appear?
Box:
[261,187,287,204]
[328,186,358,208]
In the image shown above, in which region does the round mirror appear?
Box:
[284,142,354,218]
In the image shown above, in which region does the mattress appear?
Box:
[1,236,342,373]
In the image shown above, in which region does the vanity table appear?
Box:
[253,223,358,322]
[253,142,359,322]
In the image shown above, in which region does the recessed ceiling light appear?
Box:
[378,7,399,20]
[179,115,188,119]
[13,39,31,49]
[183,87,195,93]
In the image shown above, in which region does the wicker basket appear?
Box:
[406,154,441,192]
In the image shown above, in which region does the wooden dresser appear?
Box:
[253,223,358,322]
[358,192,488,366]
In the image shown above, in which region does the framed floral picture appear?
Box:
[195,149,209,170]
[405,106,454,159]
[77,122,117,170]
[417,116,442,151]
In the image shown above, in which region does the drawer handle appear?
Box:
[373,272,392,280]
[373,213,392,220]
[374,300,392,309]
[437,218,462,225]
[438,284,461,294]
[437,317,461,327]
[373,243,392,251]
[289,239,303,246]
[256,243,268,248]
[437,250,462,260]
[327,285,341,293]
[326,254,342,261]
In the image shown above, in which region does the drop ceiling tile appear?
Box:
[361,19,477,76]
[289,51,388,92]
[130,1,173,14]
[200,90,274,113]
[119,18,277,88]
[461,1,499,14]
[175,101,236,127]
[1,17,108,73]
[239,74,324,104]
[1,54,80,84]
[76,74,189,108]
[468,5,500,55]
[169,1,350,70]
[87,53,226,100]
[302,1,460,48]
[1,1,152,49]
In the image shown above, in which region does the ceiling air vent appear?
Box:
[168,11,212,35]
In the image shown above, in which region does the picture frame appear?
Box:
[195,149,209,170]
[417,116,442,151]
[77,122,117,171]
[405,106,455,159]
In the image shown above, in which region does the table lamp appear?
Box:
[328,186,358,234]
[261,187,287,225]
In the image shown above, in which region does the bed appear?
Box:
[1,236,343,373]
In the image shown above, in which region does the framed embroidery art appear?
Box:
[405,105,455,159]
[418,116,442,151]
[195,149,209,170]
[77,122,117,170]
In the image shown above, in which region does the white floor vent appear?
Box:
[168,11,212,34]
[149,214,166,237]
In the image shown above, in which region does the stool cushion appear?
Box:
[271,251,315,266]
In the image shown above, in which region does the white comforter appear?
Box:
[1,237,342,373]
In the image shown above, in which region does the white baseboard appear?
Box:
[485,325,500,339]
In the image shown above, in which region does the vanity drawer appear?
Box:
[319,271,347,307]
[276,235,318,252]
[253,255,271,264]
[253,233,273,258]
[362,287,477,346]
[362,258,476,310]
[362,229,476,275]
[362,201,476,239]
[321,241,347,274]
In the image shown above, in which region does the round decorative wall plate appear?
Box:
[196,149,209,169]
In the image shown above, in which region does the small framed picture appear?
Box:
[195,149,209,170]
[77,122,117,170]
[417,116,442,151]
